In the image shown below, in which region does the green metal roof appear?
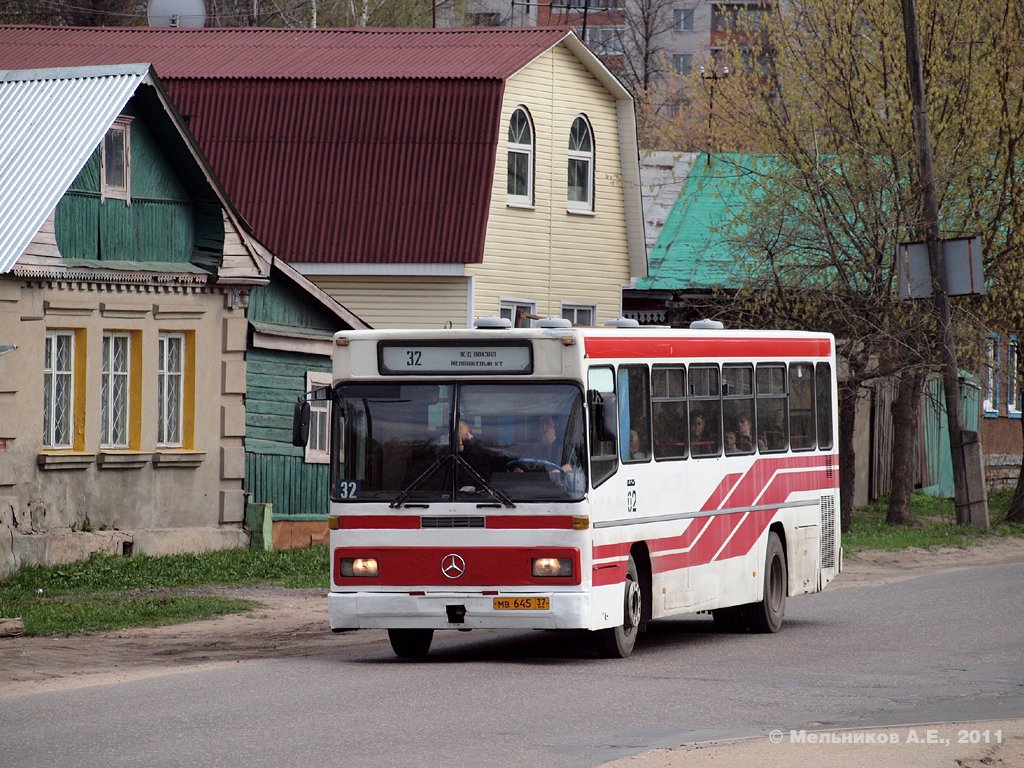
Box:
[636,154,769,292]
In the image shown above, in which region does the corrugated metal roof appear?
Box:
[0,26,572,266]
[635,154,767,292]
[0,26,570,80]
[0,64,149,274]
[0,26,635,268]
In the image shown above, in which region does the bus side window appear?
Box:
[619,365,651,463]
[756,364,788,452]
[816,362,834,450]
[689,364,721,457]
[588,366,618,486]
[722,364,755,455]
[789,363,816,451]
[653,365,687,460]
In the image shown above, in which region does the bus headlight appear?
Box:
[341,557,379,577]
[532,557,573,578]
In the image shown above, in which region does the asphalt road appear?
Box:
[2,561,1022,768]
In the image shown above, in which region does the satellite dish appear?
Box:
[147,0,207,28]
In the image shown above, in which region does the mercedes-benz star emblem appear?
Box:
[441,553,466,579]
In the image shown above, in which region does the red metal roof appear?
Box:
[0,26,572,265]
[0,25,568,80]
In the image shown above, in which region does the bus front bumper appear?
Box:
[327,590,593,631]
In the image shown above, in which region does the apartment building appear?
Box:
[450,0,776,95]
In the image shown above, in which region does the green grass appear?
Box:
[0,546,329,637]
[843,488,1024,554]
[3,493,1023,636]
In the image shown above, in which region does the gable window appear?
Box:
[44,330,76,449]
[507,106,534,206]
[101,332,131,448]
[500,300,536,328]
[306,371,332,464]
[567,115,595,212]
[675,7,695,31]
[561,304,595,326]
[101,117,132,204]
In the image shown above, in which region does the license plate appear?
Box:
[492,596,550,611]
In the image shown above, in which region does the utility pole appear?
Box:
[900,0,989,526]
[699,64,729,166]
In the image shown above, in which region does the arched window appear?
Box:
[507,106,534,205]
[567,115,594,211]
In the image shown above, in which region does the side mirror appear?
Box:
[292,398,310,447]
[589,389,618,443]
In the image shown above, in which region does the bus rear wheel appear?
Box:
[595,554,643,658]
[388,628,434,658]
[748,532,787,633]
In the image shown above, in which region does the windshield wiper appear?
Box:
[454,454,516,509]
[390,453,450,509]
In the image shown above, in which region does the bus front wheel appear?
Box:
[388,628,434,659]
[595,554,643,658]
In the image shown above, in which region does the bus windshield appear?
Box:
[334,382,587,505]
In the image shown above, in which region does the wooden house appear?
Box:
[0,64,362,573]
[0,25,646,330]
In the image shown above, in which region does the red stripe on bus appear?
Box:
[713,470,835,561]
[597,454,838,579]
[334,546,580,586]
[583,336,833,360]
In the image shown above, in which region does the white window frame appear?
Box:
[567,115,595,213]
[983,333,999,417]
[100,116,132,204]
[305,371,332,464]
[673,53,693,75]
[158,332,185,447]
[1009,336,1021,419]
[561,303,596,326]
[499,299,537,328]
[506,106,535,207]
[43,330,75,449]
[585,26,624,56]
[101,332,131,448]
[675,7,695,31]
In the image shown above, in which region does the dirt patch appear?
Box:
[2,539,1023,697]
[0,586,386,696]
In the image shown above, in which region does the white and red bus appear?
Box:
[294,318,841,658]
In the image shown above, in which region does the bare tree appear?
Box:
[702,0,1024,529]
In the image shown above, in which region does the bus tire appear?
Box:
[749,532,787,633]
[595,554,643,658]
[388,628,434,658]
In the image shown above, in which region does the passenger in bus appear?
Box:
[734,413,753,452]
[689,410,718,455]
[724,430,737,454]
[629,429,649,460]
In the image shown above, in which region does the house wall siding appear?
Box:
[0,279,249,574]
[469,44,629,324]
[313,275,469,329]
[245,348,330,517]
